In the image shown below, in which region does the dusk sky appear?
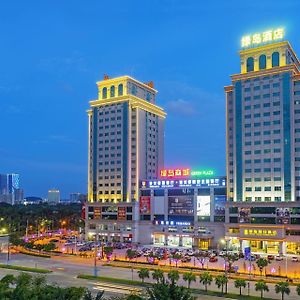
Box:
[1,0,300,198]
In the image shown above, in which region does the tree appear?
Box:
[256,258,269,277]
[126,249,137,261]
[215,275,228,294]
[234,279,246,295]
[183,272,196,289]
[224,253,239,272]
[43,242,56,252]
[194,252,206,269]
[167,270,180,285]
[172,253,182,268]
[199,272,213,292]
[83,290,105,300]
[296,284,300,296]
[137,268,150,283]
[146,281,194,300]
[275,282,290,300]
[104,246,113,261]
[255,280,269,299]
[152,269,164,283]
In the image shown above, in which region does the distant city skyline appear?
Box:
[1,1,300,197]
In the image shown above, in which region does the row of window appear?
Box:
[244,129,281,136]
[244,120,281,127]
[99,109,122,115]
[244,158,281,164]
[98,190,122,194]
[243,140,281,146]
[244,167,282,173]
[244,148,281,154]
[245,186,282,192]
[246,52,279,72]
[102,84,123,99]
[244,177,281,182]
[244,111,280,118]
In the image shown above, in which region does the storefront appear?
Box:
[286,242,300,254]
[182,236,193,248]
[153,234,165,246]
[167,235,180,247]
[198,239,210,250]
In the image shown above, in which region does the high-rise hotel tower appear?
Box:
[225,29,300,255]
[86,75,166,243]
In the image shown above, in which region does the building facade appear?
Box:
[85,75,166,243]
[48,189,60,203]
[139,171,226,249]
[0,173,21,205]
[225,31,300,254]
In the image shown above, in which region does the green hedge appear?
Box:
[19,250,51,258]
[0,264,52,273]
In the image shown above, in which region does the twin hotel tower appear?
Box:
[84,28,300,255]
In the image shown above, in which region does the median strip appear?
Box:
[0,264,52,273]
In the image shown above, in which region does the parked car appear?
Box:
[267,255,275,260]
[209,256,218,262]
[275,255,284,261]
[292,256,298,262]
[219,251,226,257]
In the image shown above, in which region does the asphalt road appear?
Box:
[0,253,299,299]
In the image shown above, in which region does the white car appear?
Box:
[292,256,299,262]
[275,255,284,261]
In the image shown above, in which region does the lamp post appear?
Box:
[94,232,99,277]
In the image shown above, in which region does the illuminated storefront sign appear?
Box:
[241,28,284,48]
[117,207,126,221]
[143,177,226,188]
[196,196,210,216]
[160,168,190,178]
[154,220,192,226]
[191,170,214,177]
[244,229,277,237]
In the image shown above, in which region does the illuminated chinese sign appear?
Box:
[191,170,214,177]
[241,28,284,48]
[244,229,277,237]
[160,168,190,178]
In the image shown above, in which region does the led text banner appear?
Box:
[159,168,214,179]
[241,28,284,48]
[160,168,190,178]
[141,177,226,188]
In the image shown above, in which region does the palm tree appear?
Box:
[255,280,269,299]
[126,249,137,261]
[183,272,196,289]
[256,258,269,277]
[234,279,246,295]
[137,268,150,283]
[296,284,300,296]
[167,270,180,285]
[215,274,228,294]
[199,271,213,292]
[275,282,290,300]
[152,269,164,283]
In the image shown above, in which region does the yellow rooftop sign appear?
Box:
[241,28,284,48]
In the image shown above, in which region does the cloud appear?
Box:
[166,99,198,116]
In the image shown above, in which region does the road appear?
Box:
[0,253,299,299]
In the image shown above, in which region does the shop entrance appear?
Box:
[182,237,193,248]
[198,239,210,250]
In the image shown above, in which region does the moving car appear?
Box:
[209,256,218,262]
[267,255,275,260]
[292,256,298,262]
[275,255,284,261]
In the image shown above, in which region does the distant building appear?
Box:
[0,173,21,205]
[48,189,60,203]
[23,196,43,205]
[70,192,81,203]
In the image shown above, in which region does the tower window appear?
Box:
[259,54,267,70]
[272,52,280,67]
[118,84,123,96]
[102,87,107,99]
[110,86,115,97]
[246,57,254,72]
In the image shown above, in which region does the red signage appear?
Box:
[160,168,190,178]
[117,207,126,220]
[81,203,86,219]
[94,207,101,220]
[140,196,151,214]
